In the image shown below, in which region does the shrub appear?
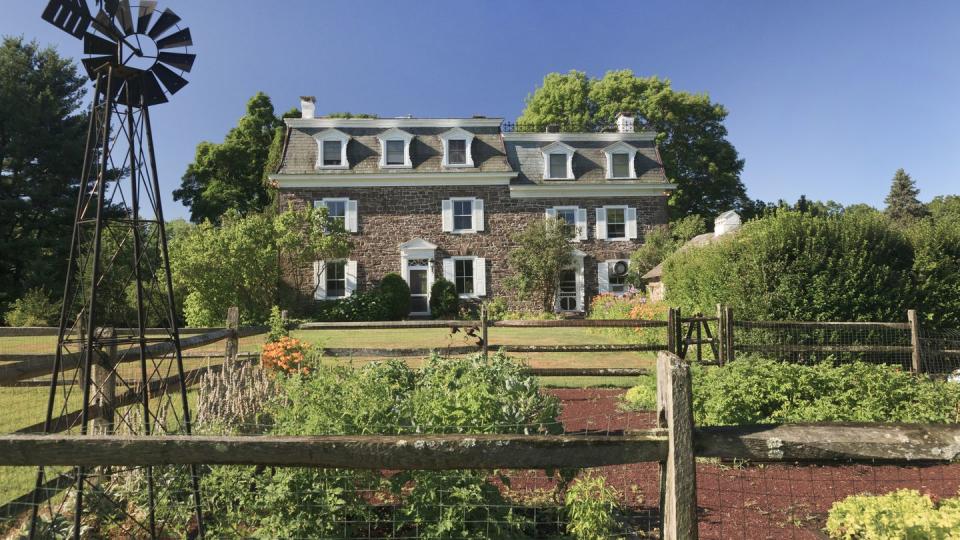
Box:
[588,291,669,347]
[826,489,960,539]
[628,214,706,282]
[266,305,288,342]
[311,289,391,321]
[429,278,459,319]
[662,210,916,322]
[4,287,59,326]
[622,358,960,424]
[260,337,310,374]
[565,473,622,540]
[379,272,411,320]
[908,216,960,330]
[484,297,509,321]
[506,217,576,312]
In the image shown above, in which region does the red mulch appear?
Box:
[545,388,960,539]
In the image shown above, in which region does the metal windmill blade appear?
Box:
[41,0,92,39]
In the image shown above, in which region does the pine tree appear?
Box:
[884,169,927,223]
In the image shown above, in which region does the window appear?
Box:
[448,140,467,165]
[325,261,346,298]
[611,153,630,178]
[609,261,628,293]
[549,153,568,179]
[322,140,342,166]
[323,199,346,228]
[547,206,587,241]
[555,208,576,227]
[557,269,578,311]
[455,259,474,295]
[386,140,405,165]
[453,199,473,231]
[606,207,626,239]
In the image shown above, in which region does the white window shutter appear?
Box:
[576,208,588,241]
[626,207,638,239]
[346,200,358,233]
[473,198,484,231]
[345,260,358,297]
[595,208,608,240]
[576,261,585,311]
[598,261,609,293]
[474,257,487,296]
[313,261,326,300]
[441,199,453,232]
[545,208,557,220]
[442,258,455,282]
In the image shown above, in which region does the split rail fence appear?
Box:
[1,352,958,538]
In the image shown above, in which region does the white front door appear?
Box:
[407,260,431,315]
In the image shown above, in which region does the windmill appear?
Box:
[32,1,203,537]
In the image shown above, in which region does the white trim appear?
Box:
[401,245,435,316]
[448,255,485,299]
[510,183,676,198]
[377,127,414,169]
[439,127,475,168]
[502,132,656,142]
[446,197,481,234]
[272,172,515,188]
[555,252,586,312]
[313,129,350,170]
[602,205,631,242]
[345,260,358,297]
[541,141,575,180]
[287,117,504,128]
[315,198,353,232]
[315,259,351,300]
[604,259,630,295]
[603,141,638,179]
[547,205,586,242]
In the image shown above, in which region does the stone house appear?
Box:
[270,97,676,315]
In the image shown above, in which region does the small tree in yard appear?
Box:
[506,218,576,312]
[884,168,928,223]
[274,203,352,306]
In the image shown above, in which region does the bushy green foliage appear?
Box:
[311,289,391,322]
[429,278,459,319]
[826,489,960,539]
[629,215,706,281]
[507,218,576,312]
[266,305,288,342]
[565,473,622,540]
[884,169,928,224]
[588,292,669,348]
[622,359,960,425]
[4,287,59,326]
[907,216,960,329]
[663,210,916,322]
[379,272,411,320]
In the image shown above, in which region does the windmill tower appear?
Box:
[32,1,203,537]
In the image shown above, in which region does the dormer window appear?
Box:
[439,127,475,168]
[313,129,350,169]
[377,128,414,168]
[541,141,575,180]
[603,141,638,179]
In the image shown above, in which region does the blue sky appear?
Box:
[4,1,959,220]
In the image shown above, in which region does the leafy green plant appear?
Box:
[4,287,59,326]
[266,305,288,342]
[379,272,411,320]
[311,289,392,321]
[565,472,622,540]
[826,489,960,539]
[506,217,576,312]
[622,358,960,425]
[429,278,459,319]
[628,215,706,282]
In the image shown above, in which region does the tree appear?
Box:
[629,215,706,280]
[884,168,927,223]
[0,37,87,315]
[174,92,282,224]
[518,70,747,219]
[274,202,352,304]
[506,218,576,312]
[927,195,960,222]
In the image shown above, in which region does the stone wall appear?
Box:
[279,185,668,312]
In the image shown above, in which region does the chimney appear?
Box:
[300,96,316,119]
[714,210,741,237]
[615,112,635,133]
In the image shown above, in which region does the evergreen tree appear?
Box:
[884,168,927,223]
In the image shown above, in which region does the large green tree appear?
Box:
[0,37,87,316]
[884,168,927,224]
[518,70,748,219]
[174,92,282,224]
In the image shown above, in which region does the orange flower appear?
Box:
[261,337,311,374]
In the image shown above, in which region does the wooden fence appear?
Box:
[2,352,958,539]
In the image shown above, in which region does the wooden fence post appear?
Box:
[92,326,116,436]
[725,306,735,363]
[716,305,725,366]
[667,308,678,354]
[656,351,698,540]
[480,304,489,359]
[225,306,239,363]
[908,309,921,373]
[280,309,288,330]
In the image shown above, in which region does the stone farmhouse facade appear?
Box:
[271,97,676,315]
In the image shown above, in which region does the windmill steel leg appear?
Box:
[128,94,157,539]
[29,65,106,540]
[143,105,205,538]
[73,65,115,540]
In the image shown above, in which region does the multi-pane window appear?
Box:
[453,200,473,231]
[322,140,342,166]
[557,269,577,311]
[555,208,577,227]
[385,140,405,165]
[606,207,626,239]
[323,200,346,229]
[611,153,630,178]
[448,139,467,165]
[548,153,568,179]
[325,261,346,298]
[455,259,474,295]
[609,261,628,293]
